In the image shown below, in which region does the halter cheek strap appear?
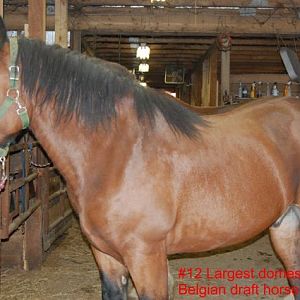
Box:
[0,37,30,158]
[0,37,30,187]
[6,38,29,129]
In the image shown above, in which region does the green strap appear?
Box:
[0,144,9,157]
[0,98,14,157]
[9,37,19,89]
[18,109,30,129]
[0,97,29,129]
[0,97,14,119]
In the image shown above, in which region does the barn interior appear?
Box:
[0,1,299,299]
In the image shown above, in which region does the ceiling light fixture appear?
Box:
[136,43,150,60]
[139,63,149,73]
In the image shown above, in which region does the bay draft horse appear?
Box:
[0,18,299,300]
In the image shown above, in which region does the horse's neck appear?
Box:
[28,99,140,204]
[29,108,86,192]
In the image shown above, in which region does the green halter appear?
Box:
[0,37,30,158]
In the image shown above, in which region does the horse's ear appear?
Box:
[0,17,8,50]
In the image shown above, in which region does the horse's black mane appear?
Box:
[18,38,203,138]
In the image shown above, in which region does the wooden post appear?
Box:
[55,0,68,48]
[28,0,46,40]
[201,47,218,106]
[24,24,29,38]
[71,31,81,52]
[24,0,46,270]
[221,50,230,106]
[0,0,3,18]
[0,152,11,239]
[191,68,202,106]
[37,169,50,251]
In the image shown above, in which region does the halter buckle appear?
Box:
[9,65,19,81]
[17,106,27,115]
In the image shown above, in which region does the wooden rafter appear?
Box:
[4,1,299,8]
[68,1,300,8]
[3,5,300,35]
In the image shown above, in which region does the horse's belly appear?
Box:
[165,189,285,254]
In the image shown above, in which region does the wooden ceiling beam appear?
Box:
[83,36,300,47]
[95,49,206,56]
[67,1,300,9]
[86,43,210,50]
[83,36,215,44]
[78,6,294,16]
[88,43,289,53]
[104,59,196,64]
[4,8,300,35]
[7,1,295,8]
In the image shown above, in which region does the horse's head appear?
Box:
[0,17,30,150]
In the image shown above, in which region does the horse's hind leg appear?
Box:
[269,205,300,299]
[91,246,129,300]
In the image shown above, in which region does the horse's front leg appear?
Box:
[91,246,130,300]
[124,241,168,300]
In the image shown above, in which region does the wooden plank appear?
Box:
[0,0,3,18]
[24,24,29,37]
[55,0,68,48]
[0,155,11,239]
[4,9,300,35]
[201,47,218,106]
[43,210,73,251]
[201,58,210,106]
[8,200,40,235]
[1,229,23,268]
[24,0,46,271]
[79,6,295,16]
[221,50,231,105]
[23,207,43,270]
[82,39,95,56]
[209,48,218,106]
[191,68,202,106]
[36,168,50,251]
[68,0,300,8]
[71,30,81,52]
[4,0,299,8]
[83,36,300,47]
[28,0,46,40]
[90,44,286,53]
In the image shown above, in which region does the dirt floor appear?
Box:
[0,218,295,300]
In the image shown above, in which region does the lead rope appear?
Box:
[28,142,52,168]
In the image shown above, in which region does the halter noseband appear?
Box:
[0,37,30,187]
